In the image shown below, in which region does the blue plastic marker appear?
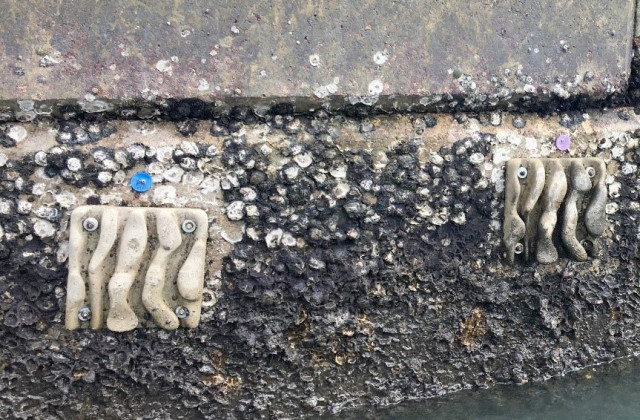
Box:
[130,171,153,193]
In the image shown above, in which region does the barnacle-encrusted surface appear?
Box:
[0,109,638,419]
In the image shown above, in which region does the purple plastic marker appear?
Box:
[555,134,571,151]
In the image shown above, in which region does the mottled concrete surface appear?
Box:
[2,2,640,419]
[1,109,640,418]
[0,0,635,115]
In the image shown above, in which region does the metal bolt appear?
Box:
[586,167,596,178]
[82,217,99,232]
[581,239,593,251]
[517,167,528,179]
[514,243,524,254]
[175,306,190,319]
[78,306,92,322]
[181,219,197,233]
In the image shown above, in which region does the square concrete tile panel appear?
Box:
[0,1,635,112]
[65,206,208,331]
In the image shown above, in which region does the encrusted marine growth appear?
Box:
[503,158,607,264]
[65,206,208,331]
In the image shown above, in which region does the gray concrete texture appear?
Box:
[2,2,640,419]
[1,108,640,419]
[0,0,636,113]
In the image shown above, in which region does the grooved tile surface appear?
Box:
[65,205,208,331]
[503,158,607,265]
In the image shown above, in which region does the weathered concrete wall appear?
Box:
[1,108,640,418]
[2,1,640,418]
[0,0,635,115]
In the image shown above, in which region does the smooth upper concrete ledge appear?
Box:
[0,0,635,115]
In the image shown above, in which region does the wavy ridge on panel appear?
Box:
[503,158,607,265]
[65,206,208,331]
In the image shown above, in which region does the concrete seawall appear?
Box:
[3,1,640,419]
